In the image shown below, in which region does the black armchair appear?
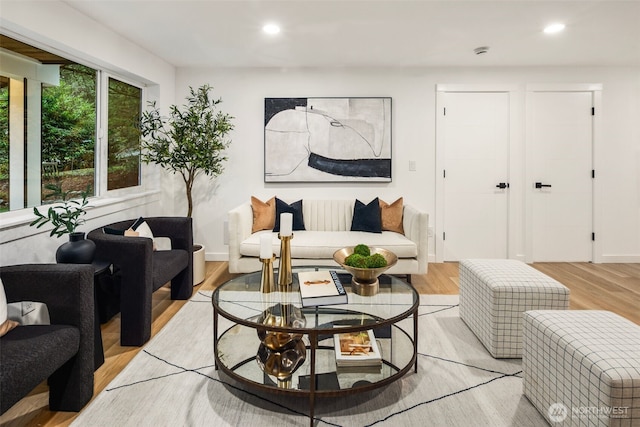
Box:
[87,217,193,346]
[0,264,94,414]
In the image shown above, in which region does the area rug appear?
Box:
[72,291,546,427]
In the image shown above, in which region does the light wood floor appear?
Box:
[1,261,638,427]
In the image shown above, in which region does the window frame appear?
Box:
[97,71,146,198]
[0,33,155,224]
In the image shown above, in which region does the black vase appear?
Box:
[56,232,96,264]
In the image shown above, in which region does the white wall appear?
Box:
[0,0,178,266]
[1,1,637,265]
[176,66,640,263]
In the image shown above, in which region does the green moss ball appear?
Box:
[353,244,371,257]
[345,253,368,268]
[365,253,388,268]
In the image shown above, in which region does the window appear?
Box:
[41,64,97,203]
[107,78,141,190]
[0,36,144,213]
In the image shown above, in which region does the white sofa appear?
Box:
[228,199,428,279]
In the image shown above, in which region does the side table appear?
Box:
[92,260,111,371]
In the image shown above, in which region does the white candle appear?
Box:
[260,234,272,259]
[280,212,293,236]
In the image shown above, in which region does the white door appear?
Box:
[529,91,593,261]
[441,92,510,261]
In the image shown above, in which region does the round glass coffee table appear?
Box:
[212,266,419,425]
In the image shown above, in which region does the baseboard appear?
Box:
[597,254,640,263]
[207,252,230,262]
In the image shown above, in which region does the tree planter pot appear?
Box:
[56,232,96,264]
[193,244,206,285]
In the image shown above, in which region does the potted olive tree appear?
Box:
[139,84,234,284]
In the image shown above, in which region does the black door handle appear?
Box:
[535,182,552,188]
[496,182,509,189]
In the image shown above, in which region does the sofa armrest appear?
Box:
[228,202,254,273]
[403,204,429,274]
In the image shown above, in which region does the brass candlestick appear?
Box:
[260,255,276,293]
[277,233,293,287]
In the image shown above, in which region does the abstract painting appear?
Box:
[264,97,392,182]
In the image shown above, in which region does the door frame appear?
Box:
[435,84,521,263]
[524,84,602,263]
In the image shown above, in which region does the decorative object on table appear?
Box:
[54,231,96,264]
[264,97,392,183]
[277,212,294,287]
[333,329,382,368]
[297,270,347,307]
[30,185,95,264]
[139,84,234,284]
[259,234,276,293]
[255,302,306,388]
[333,246,397,296]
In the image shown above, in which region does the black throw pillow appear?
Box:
[273,198,306,232]
[103,227,125,235]
[351,197,382,233]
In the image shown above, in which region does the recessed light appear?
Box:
[263,23,281,35]
[544,23,565,34]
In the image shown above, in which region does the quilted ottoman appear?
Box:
[459,259,569,358]
[523,310,640,426]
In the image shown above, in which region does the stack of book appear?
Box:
[297,270,348,307]
[333,329,382,368]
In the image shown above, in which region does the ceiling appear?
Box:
[61,0,640,68]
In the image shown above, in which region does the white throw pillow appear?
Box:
[7,301,50,325]
[154,237,172,251]
[134,220,155,240]
[0,277,7,324]
[0,278,18,337]
[129,217,157,250]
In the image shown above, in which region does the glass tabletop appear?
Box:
[213,266,418,332]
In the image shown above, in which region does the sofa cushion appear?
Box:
[351,198,382,233]
[240,230,418,259]
[1,324,80,411]
[251,196,276,233]
[152,249,189,290]
[274,198,305,232]
[380,197,404,234]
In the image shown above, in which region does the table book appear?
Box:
[297,270,348,307]
[333,329,382,367]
